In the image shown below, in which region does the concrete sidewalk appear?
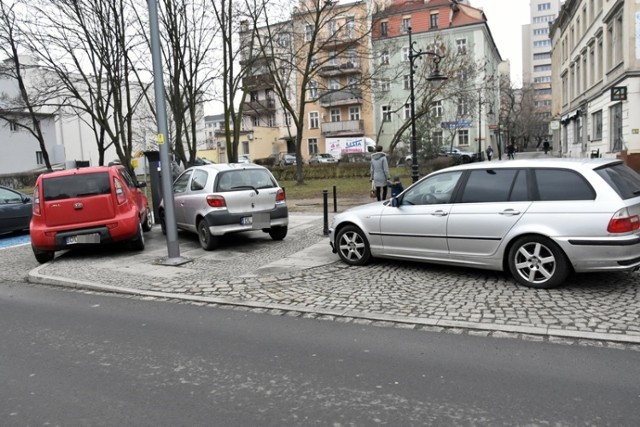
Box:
[21,212,640,348]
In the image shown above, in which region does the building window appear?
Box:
[380,50,389,65]
[36,151,44,165]
[533,40,551,48]
[285,112,292,126]
[308,81,317,99]
[533,28,549,36]
[432,131,443,146]
[329,50,338,66]
[329,78,340,90]
[401,17,411,34]
[252,116,260,127]
[380,21,388,37]
[242,141,250,154]
[457,129,469,146]
[309,111,319,129]
[382,105,392,122]
[380,80,390,91]
[404,104,411,120]
[534,76,552,83]
[533,64,551,72]
[538,2,551,11]
[456,38,467,55]
[402,47,410,62]
[403,75,411,90]
[346,17,355,38]
[610,103,622,151]
[328,20,337,36]
[574,116,583,145]
[268,114,276,127]
[305,24,313,42]
[250,91,258,102]
[533,52,551,60]
[349,106,360,121]
[330,108,341,122]
[308,138,318,155]
[431,100,443,117]
[457,99,468,116]
[9,120,18,132]
[592,110,602,140]
[430,13,438,29]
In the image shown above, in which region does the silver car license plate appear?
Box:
[240,216,253,225]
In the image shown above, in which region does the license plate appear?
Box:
[65,233,100,245]
[240,216,253,225]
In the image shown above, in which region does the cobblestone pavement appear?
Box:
[2,202,639,347]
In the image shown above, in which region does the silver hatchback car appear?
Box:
[329,159,640,289]
[160,163,288,250]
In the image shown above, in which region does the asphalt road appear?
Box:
[1,281,639,426]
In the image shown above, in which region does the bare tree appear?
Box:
[28,0,147,173]
[0,0,53,171]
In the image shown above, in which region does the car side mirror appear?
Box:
[22,196,31,204]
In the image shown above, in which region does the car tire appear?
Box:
[197,218,219,251]
[32,247,54,264]
[335,225,371,266]
[129,221,145,251]
[507,235,570,289]
[141,207,153,232]
[461,155,471,163]
[268,226,288,240]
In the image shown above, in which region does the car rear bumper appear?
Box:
[204,205,289,236]
[562,235,640,272]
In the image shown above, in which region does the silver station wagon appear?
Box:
[160,164,288,250]
[329,159,640,289]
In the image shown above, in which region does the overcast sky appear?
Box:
[471,0,531,85]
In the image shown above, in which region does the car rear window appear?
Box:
[43,172,111,201]
[533,169,595,201]
[217,170,276,192]
[594,163,640,200]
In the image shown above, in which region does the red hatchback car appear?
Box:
[30,165,152,263]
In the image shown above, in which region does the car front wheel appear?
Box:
[507,235,569,289]
[335,225,371,266]
[197,219,219,251]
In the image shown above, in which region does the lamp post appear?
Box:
[476,91,495,162]
[408,27,447,183]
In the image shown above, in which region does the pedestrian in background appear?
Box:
[507,143,516,160]
[485,144,494,161]
[370,145,390,201]
[543,139,550,154]
[390,175,404,198]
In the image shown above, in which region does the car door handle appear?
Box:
[500,209,521,216]
[431,210,448,217]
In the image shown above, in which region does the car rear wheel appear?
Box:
[507,235,569,289]
[32,247,54,264]
[197,219,219,251]
[129,221,145,251]
[336,225,371,266]
[268,226,287,240]
[141,207,153,232]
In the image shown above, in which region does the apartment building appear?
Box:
[372,0,502,156]
[551,0,640,168]
[522,0,562,141]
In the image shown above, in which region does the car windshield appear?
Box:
[216,170,276,192]
[43,172,111,201]
[595,162,640,200]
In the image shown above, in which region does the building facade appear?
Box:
[551,0,640,168]
[372,0,502,158]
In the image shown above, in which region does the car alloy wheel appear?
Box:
[507,235,569,289]
[142,207,153,232]
[336,225,371,266]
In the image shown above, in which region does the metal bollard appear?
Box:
[333,185,337,212]
[322,189,329,235]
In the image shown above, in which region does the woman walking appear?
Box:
[370,145,390,201]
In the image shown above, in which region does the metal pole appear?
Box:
[333,185,337,213]
[147,0,183,263]
[322,189,329,235]
[408,28,419,184]
[478,92,482,160]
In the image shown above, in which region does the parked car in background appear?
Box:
[309,153,338,164]
[30,165,152,263]
[237,154,251,164]
[0,185,32,235]
[159,163,288,250]
[330,158,640,289]
[280,153,296,166]
[438,147,477,163]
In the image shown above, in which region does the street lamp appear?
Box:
[476,92,495,161]
[408,27,447,183]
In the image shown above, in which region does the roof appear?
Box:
[440,158,622,174]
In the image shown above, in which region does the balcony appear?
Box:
[242,73,275,90]
[317,62,361,77]
[242,99,276,116]
[319,33,358,49]
[319,88,362,107]
[321,120,364,136]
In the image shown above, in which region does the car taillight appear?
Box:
[206,195,226,208]
[608,208,640,233]
[276,189,286,203]
[33,185,41,215]
[114,177,126,205]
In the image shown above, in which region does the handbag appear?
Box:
[369,181,376,198]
